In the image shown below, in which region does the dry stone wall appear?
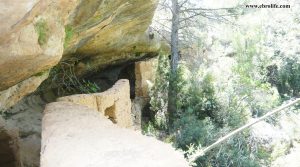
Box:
[57,79,132,128]
[41,102,189,167]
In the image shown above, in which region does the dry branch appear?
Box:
[189,98,300,163]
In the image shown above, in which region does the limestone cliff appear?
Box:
[0,0,165,110]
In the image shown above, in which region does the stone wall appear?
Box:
[41,102,189,167]
[57,79,132,128]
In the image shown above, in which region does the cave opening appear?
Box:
[85,63,136,99]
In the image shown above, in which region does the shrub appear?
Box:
[194,133,264,167]
[37,60,101,96]
[173,109,216,150]
[149,54,170,130]
[275,57,300,98]
[184,73,220,121]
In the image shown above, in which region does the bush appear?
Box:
[275,57,300,98]
[37,60,101,96]
[149,54,170,130]
[184,73,219,121]
[194,133,264,167]
[173,109,216,150]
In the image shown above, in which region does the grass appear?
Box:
[34,20,49,46]
[64,25,74,48]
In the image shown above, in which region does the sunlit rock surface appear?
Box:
[57,79,133,128]
[0,0,165,110]
[41,102,189,167]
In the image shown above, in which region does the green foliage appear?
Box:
[171,65,190,116]
[195,134,263,167]
[149,54,170,130]
[38,60,101,96]
[184,73,219,121]
[141,122,159,137]
[173,110,216,150]
[79,80,101,93]
[231,31,280,118]
[34,20,49,46]
[173,100,269,167]
[275,57,300,98]
[147,54,271,166]
[64,25,74,48]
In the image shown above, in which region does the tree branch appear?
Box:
[188,98,300,163]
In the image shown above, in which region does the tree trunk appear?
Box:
[167,0,180,130]
[170,0,180,73]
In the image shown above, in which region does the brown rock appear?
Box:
[135,57,157,98]
[0,72,49,111]
[0,0,65,91]
[0,0,165,109]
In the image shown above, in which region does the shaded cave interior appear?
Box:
[0,57,156,167]
[0,119,20,167]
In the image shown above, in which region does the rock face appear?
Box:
[5,95,49,167]
[0,72,49,110]
[64,0,164,77]
[0,117,20,167]
[41,102,189,167]
[135,57,157,98]
[0,0,66,110]
[0,0,164,110]
[132,57,158,129]
[58,79,133,128]
[0,0,65,91]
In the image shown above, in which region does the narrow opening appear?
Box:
[85,63,136,99]
[104,104,117,124]
[118,63,136,99]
